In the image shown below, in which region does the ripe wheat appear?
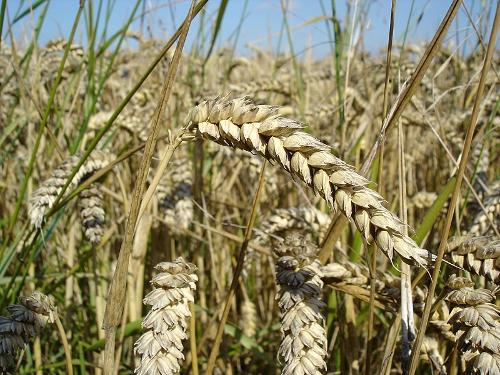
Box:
[188,95,436,267]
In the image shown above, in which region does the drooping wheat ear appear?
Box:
[470,181,500,236]
[29,151,112,229]
[0,292,56,373]
[155,154,194,233]
[78,183,105,244]
[134,257,198,375]
[447,236,499,284]
[188,95,435,267]
[274,232,327,375]
[255,206,330,246]
[445,275,500,374]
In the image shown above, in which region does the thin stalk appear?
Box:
[0,0,6,50]
[205,162,267,375]
[331,0,345,147]
[55,315,74,375]
[102,1,197,372]
[365,2,395,374]
[280,0,305,114]
[360,0,463,176]
[408,3,500,373]
[189,302,199,375]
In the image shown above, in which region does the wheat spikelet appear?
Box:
[134,257,198,375]
[188,95,435,267]
[274,232,327,375]
[445,275,500,375]
[447,236,499,284]
[0,292,56,373]
[79,183,105,244]
[29,151,112,229]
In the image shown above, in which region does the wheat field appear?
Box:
[0,0,499,374]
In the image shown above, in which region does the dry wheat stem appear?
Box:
[188,95,435,268]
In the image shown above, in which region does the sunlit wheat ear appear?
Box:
[29,151,112,229]
[274,232,327,375]
[188,95,436,267]
[134,257,198,375]
[447,236,499,284]
[0,292,56,373]
[79,183,105,244]
[445,275,500,375]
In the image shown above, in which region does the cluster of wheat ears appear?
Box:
[0,1,499,374]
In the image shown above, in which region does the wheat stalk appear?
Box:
[188,95,435,267]
[134,257,198,375]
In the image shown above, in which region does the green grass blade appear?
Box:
[204,0,228,63]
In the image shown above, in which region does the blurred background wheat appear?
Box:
[0,0,498,374]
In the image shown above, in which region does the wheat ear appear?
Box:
[447,236,499,284]
[0,292,56,373]
[29,151,112,229]
[274,232,327,375]
[79,183,105,244]
[445,275,500,374]
[134,257,198,375]
[188,95,435,267]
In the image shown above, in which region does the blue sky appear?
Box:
[5,0,497,57]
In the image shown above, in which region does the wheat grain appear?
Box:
[188,95,436,267]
